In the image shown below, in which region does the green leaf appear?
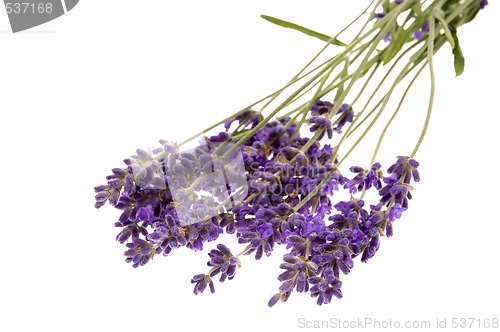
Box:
[260,15,346,47]
[451,28,465,76]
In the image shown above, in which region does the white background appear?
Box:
[1,1,499,331]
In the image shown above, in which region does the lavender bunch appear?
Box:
[94,0,487,306]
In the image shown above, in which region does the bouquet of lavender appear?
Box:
[94,0,487,306]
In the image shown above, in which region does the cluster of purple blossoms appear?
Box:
[95,100,419,306]
[309,101,354,138]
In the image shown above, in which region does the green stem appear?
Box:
[370,61,427,166]
[411,11,436,157]
[337,43,428,167]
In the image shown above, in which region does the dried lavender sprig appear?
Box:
[94,0,487,307]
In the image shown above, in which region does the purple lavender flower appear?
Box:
[310,100,333,116]
[332,104,354,133]
[361,234,380,263]
[268,254,320,306]
[370,156,419,235]
[136,206,154,222]
[386,204,406,222]
[194,243,241,290]
[124,238,153,268]
[191,274,215,294]
[308,268,343,305]
[372,13,385,20]
[309,116,333,139]
[224,109,262,131]
[308,101,354,135]
[95,107,420,306]
[413,20,430,40]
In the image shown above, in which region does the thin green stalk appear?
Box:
[343,43,421,143]
[337,44,428,166]
[411,13,436,157]
[369,61,427,166]
[222,54,345,158]
[181,0,412,148]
